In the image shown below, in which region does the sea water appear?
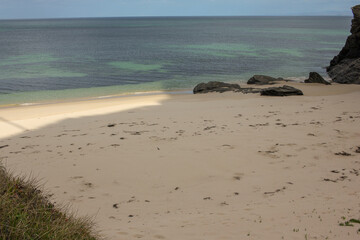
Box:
[0,16,351,105]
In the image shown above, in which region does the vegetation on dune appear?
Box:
[0,165,100,240]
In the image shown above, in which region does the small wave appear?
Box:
[96,95,118,99]
[20,103,36,106]
[284,76,307,81]
[284,75,332,82]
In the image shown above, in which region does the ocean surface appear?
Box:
[0,16,351,104]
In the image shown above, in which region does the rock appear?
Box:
[351,5,360,33]
[260,85,304,96]
[304,72,331,85]
[356,146,360,153]
[247,75,280,85]
[328,58,360,84]
[327,5,360,84]
[193,81,241,94]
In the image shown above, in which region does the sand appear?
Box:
[1,82,360,240]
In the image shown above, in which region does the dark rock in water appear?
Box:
[305,72,331,85]
[193,81,241,94]
[247,75,280,85]
[327,5,360,84]
[260,85,304,96]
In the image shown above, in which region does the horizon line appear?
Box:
[0,15,352,21]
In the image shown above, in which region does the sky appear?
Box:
[0,0,358,19]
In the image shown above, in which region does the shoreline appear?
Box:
[0,75,331,107]
[0,89,193,109]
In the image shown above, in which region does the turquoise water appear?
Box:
[0,16,350,105]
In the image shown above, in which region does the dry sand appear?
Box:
[1,82,360,240]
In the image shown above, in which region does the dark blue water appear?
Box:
[0,16,350,104]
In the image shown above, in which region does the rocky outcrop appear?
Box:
[328,58,360,84]
[327,5,360,84]
[193,81,263,94]
[193,81,241,94]
[260,85,303,96]
[305,72,331,85]
[247,75,280,85]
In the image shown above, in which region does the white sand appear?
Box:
[1,83,360,240]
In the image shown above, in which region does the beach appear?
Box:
[1,82,360,239]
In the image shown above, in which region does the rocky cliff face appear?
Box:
[327,5,360,84]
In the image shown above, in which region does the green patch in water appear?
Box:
[0,54,59,66]
[108,61,167,72]
[319,41,346,45]
[186,43,254,52]
[171,43,259,58]
[0,65,87,79]
[249,28,348,36]
[266,48,304,58]
[188,49,238,58]
[318,47,341,51]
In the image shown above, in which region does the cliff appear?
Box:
[327,5,360,84]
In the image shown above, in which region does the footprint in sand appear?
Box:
[176,130,185,136]
[204,126,216,131]
[309,121,323,125]
[264,186,286,196]
[335,151,352,156]
[70,176,83,180]
[258,145,279,158]
[110,144,120,147]
[275,122,287,127]
[55,133,67,138]
[355,146,360,153]
[10,151,22,154]
[154,235,166,239]
[21,145,39,150]
[124,130,148,135]
[83,182,94,188]
[221,144,235,150]
[249,123,269,128]
[233,173,244,181]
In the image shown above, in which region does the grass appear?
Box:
[339,217,360,233]
[0,165,100,240]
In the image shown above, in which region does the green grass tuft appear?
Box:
[339,218,360,227]
[0,165,100,240]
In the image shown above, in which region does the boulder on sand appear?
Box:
[247,75,280,85]
[193,81,241,94]
[304,72,331,85]
[260,85,304,96]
